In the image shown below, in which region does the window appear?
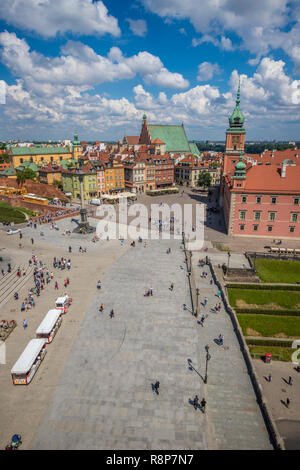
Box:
[294,198,299,205]
[253,225,258,231]
[291,213,298,222]
[267,226,273,232]
[20,158,23,163]
[254,211,261,221]
[256,196,261,204]
[271,197,277,204]
[241,196,247,203]
[239,224,245,231]
[290,226,295,233]
[269,212,276,221]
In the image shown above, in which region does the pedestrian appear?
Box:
[288,376,293,385]
[154,381,160,395]
[150,288,153,296]
[201,398,206,412]
[193,395,199,410]
[55,281,58,290]
[31,238,34,245]
[170,283,174,291]
[97,280,101,290]
[110,309,115,318]
[268,374,272,383]
[200,315,205,326]
[99,304,104,313]
[204,297,208,307]
[286,397,290,408]
[1,269,4,276]
[218,334,224,345]
[22,319,28,330]
[21,302,25,312]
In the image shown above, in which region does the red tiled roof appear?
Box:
[228,164,300,193]
[152,138,165,144]
[126,136,140,145]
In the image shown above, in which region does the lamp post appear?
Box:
[204,345,211,384]
[227,251,231,274]
[195,288,200,317]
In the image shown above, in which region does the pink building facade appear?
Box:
[221,83,300,240]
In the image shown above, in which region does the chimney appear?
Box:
[281,163,287,178]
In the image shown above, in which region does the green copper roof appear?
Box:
[149,124,190,153]
[0,165,16,176]
[10,146,71,156]
[73,132,81,147]
[188,142,200,156]
[229,80,245,128]
[235,154,246,171]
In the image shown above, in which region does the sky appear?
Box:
[0,0,299,142]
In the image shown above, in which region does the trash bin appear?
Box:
[265,353,272,363]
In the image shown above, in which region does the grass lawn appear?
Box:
[0,201,34,224]
[228,288,300,310]
[248,345,294,362]
[237,314,300,338]
[252,258,300,284]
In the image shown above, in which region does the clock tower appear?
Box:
[223,80,246,175]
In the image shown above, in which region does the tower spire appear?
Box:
[236,77,241,107]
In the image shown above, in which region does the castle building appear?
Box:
[220,82,300,239]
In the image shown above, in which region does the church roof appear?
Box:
[148,124,191,153]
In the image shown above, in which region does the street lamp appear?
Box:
[204,345,211,384]
[227,251,231,274]
[195,288,200,317]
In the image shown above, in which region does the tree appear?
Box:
[17,168,36,185]
[197,171,212,189]
[53,179,63,191]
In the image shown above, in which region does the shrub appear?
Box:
[235,308,300,316]
[226,283,300,291]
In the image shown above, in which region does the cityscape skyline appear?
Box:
[0,0,299,141]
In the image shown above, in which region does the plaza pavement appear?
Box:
[191,256,272,449]
[0,224,128,450]
[32,239,208,450]
[0,200,279,450]
[31,237,272,450]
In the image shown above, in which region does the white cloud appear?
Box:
[1,53,300,140]
[192,35,234,51]
[142,0,300,71]
[127,19,148,37]
[197,62,222,81]
[144,68,189,89]
[0,0,120,38]
[0,32,189,90]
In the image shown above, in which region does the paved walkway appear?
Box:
[32,239,207,450]
[191,256,272,450]
[31,239,272,450]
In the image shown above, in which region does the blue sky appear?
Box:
[0,0,299,141]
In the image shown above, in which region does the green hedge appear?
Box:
[246,338,294,348]
[235,308,300,316]
[146,189,179,196]
[226,283,300,291]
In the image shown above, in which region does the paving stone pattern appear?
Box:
[33,240,208,450]
[32,240,272,450]
[192,256,272,450]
